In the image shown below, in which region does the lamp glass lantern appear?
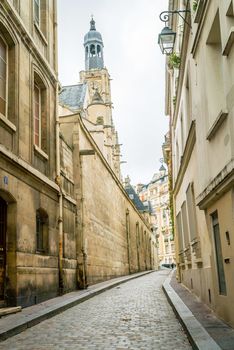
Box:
[158,26,176,55]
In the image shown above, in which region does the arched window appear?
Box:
[97,45,101,57]
[90,44,96,56]
[36,208,48,252]
[0,36,7,117]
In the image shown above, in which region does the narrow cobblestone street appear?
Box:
[0,271,191,350]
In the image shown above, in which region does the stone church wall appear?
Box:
[78,118,156,285]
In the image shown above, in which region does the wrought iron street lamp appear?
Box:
[158,10,191,55]
[158,26,176,55]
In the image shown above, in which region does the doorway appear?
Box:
[212,211,227,295]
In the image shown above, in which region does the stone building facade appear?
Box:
[138,167,175,267]
[164,0,234,327]
[0,0,59,307]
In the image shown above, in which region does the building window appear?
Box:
[181,201,189,249]
[176,211,183,252]
[36,208,48,252]
[206,10,224,127]
[34,83,41,147]
[186,183,198,241]
[33,0,47,38]
[33,72,47,153]
[34,0,40,26]
[0,36,7,117]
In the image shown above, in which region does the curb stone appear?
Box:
[162,273,221,350]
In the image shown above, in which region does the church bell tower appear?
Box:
[84,17,104,70]
[80,17,121,179]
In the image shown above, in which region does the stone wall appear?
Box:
[60,114,158,288]
[0,0,59,307]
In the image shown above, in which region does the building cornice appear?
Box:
[173,120,196,196]
[0,144,59,193]
[197,158,234,210]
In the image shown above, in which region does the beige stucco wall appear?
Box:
[206,190,234,326]
[167,0,234,326]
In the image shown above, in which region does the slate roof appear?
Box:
[59,84,87,112]
[125,184,147,212]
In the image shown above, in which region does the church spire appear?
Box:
[84,17,104,70]
[90,16,96,31]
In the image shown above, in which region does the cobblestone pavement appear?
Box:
[0,270,192,350]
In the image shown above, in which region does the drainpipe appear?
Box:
[79,156,87,289]
[55,86,64,294]
[126,209,131,274]
[54,0,63,294]
[78,148,95,288]
[150,238,152,269]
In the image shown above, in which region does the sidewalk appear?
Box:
[0,270,153,342]
[163,270,234,350]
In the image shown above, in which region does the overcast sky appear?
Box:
[57,0,168,185]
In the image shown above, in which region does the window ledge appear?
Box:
[206,109,228,141]
[34,22,48,46]
[222,27,234,56]
[34,144,49,160]
[36,250,45,254]
[0,114,16,132]
[36,250,49,256]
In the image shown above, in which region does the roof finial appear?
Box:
[90,15,96,31]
